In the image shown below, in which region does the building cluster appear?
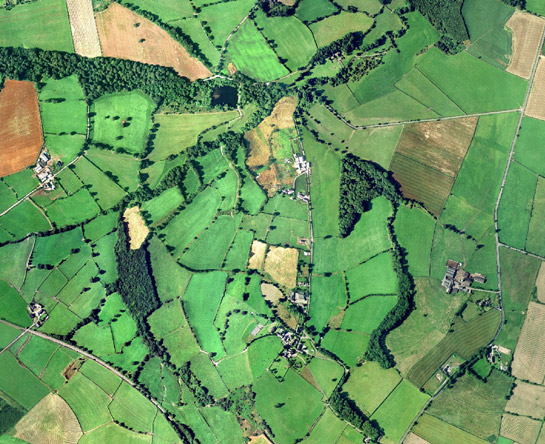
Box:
[33,150,55,190]
[293,154,310,174]
[274,327,308,358]
[250,323,264,337]
[291,291,308,305]
[281,188,294,196]
[487,345,509,372]
[441,260,486,293]
[28,302,48,327]
[297,192,310,203]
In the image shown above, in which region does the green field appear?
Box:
[18,335,59,377]
[247,335,283,379]
[42,348,78,389]
[223,229,253,270]
[173,17,221,66]
[413,414,490,444]
[348,126,403,170]
[344,362,401,415]
[0,0,74,52]
[308,274,347,334]
[309,12,373,48]
[215,169,238,210]
[321,329,369,367]
[296,0,338,22]
[198,0,256,46]
[307,357,344,398]
[85,148,140,192]
[515,117,545,177]
[109,382,157,433]
[314,196,391,273]
[255,12,316,71]
[45,188,101,227]
[225,19,288,81]
[91,91,154,154]
[342,295,398,334]
[345,252,397,301]
[142,187,184,226]
[371,380,429,443]
[3,169,39,199]
[497,162,536,249]
[254,371,324,443]
[527,0,545,15]
[499,247,540,313]
[301,408,347,444]
[44,134,85,163]
[527,176,545,255]
[123,0,193,21]
[80,360,121,395]
[0,238,33,289]
[151,111,237,161]
[0,199,50,240]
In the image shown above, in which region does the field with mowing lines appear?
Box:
[345,252,397,302]
[310,12,373,48]
[512,302,545,384]
[413,414,489,444]
[506,11,545,79]
[66,0,101,58]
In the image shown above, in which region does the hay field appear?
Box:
[500,414,541,444]
[248,240,267,269]
[14,393,82,444]
[536,262,545,303]
[505,380,545,418]
[506,11,545,79]
[0,80,43,178]
[123,206,149,249]
[264,246,298,288]
[66,0,101,58]
[526,57,545,120]
[512,302,545,383]
[95,3,210,80]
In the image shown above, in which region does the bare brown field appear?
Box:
[512,302,545,384]
[245,96,297,169]
[123,206,149,249]
[526,56,545,121]
[500,414,541,444]
[505,380,545,418]
[261,282,284,304]
[15,393,82,444]
[389,153,454,216]
[536,261,545,303]
[404,433,431,444]
[0,80,43,178]
[507,11,545,79]
[248,240,267,269]
[264,246,298,289]
[278,0,296,5]
[66,0,102,57]
[95,3,210,80]
[395,117,477,177]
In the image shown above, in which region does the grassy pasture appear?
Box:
[497,162,536,249]
[310,12,373,48]
[142,187,184,226]
[123,0,193,21]
[57,260,98,305]
[3,169,40,198]
[308,274,347,334]
[198,0,256,46]
[223,229,253,270]
[407,309,501,388]
[371,380,429,443]
[216,353,253,390]
[394,205,435,277]
[239,170,267,214]
[44,134,85,163]
[79,360,121,396]
[79,422,151,444]
[109,382,156,433]
[314,196,391,273]
[527,0,545,15]
[348,126,402,170]
[226,19,289,81]
[417,49,527,113]
[151,111,237,161]
[241,213,272,240]
[40,303,80,336]
[264,194,308,221]
[0,0,74,52]
[0,199,50,240]
[215,170,238,211]
[342,296,398,334]
[296,0,338,22]
[345,252,397,301]
[92,231,119,284]
[254,371,324,443]
[85,148,140,192]
[42,348,78,389]
[266,216,310,248]
[336,0,382,13]
[190,353,228,399]
[321,329,369,367]
[143,154,187,190]
[195,149,229,185]
[200,407,244,444]
[413,414,489,444]
[301,408,346,444]
[45,188,101,227]
[91,91,154,154]
[255,11,316,70]
[343,362,401,415]
[83,212,117,243]
[18,335,59,377]
[183,271,226,359]
[527,176,545,255]
[428,370,512,441]
[173,18,221,66]
[73,322,115,356]
[0,238,33,289]
[56,168,82,195]
[160,186,220,257]
[33,227,84,266]
[515,117,545,177]
[500,414,541,444]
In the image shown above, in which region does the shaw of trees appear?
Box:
[408,0,468,49]
[0,399,24,435]
[0,46,214,110]
[338,155,415,369]
[237,74,288,127]
[258,0,298,16]
[311,32,366,65]
[329,390,382,441]
[502,0,525,6]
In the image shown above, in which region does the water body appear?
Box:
[211,86,238,107]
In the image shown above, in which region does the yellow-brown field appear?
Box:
[263,246,298,289]
[512,302,545,384]
[123,206,149,249]
[404,433,431,444]
[536,261,545,303]
[66,0,102,57]
[526,57,545,121]
[15,393,82,444]
[248,240,267,269]
[505,380,545,418]
[500,413,541,444]
[260,282,284,304]
[507,11,545,79]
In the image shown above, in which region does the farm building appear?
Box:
[441,260,486,293]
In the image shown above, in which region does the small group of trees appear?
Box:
[329,390,382,441]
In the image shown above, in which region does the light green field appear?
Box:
[527,0,545,15]
[345,252,397,301]
[18,335,59,377]
[142,187,184,226]
[39,302,80,336]
[223,229,253,270]
[266,216,310,248]
[91,91,154,154]
[497,162,536,249]
[216,353,253,390]
[79,360,121,396]
[256,12,316,71]
[123,0,193,21]
[307,357,344,398]
[0,0,74,52]
[2,169,40,199]
[190,353,228,398]
[151,111,237,161]
[160,186,220,257]
[79,422,152,444]
[0,237,33,289]
[148,300,186,339]
[56,168,82,195]
[515,117,545,177]
[321,329,369,367]
[198,0,256,45]
[348,126,403,170]
[83,212,118,243]
[109,382,157,433]
[46,188,101,227]
[263,194,309,221]
[225,19,289,81]
[301,408,346,444]
[33,227,84,266]
[413,413,489,444]
[310,12,373,48]
[73,322,115,356]
[254,371,324,443]
[342,295,398,334]
[0,181,17,215]
[0,199,50,240]
[183,271,227,359]
[314,196,391,273]
[0,352,50,410]
[394,205,436,277]
[527,176,545,256]
[308,274,347,334]
[336,0,382,13]
[343,362,401,415]
[42,348,78,389]
[172,17,221,66]
[417,49,526,113]
[93,232,118,285]
[200,406,244,444]
[0,323,20,349]
[371,380,429,443]
[196,149,229,185]
[85,148,140,192]
[248,336,283,379]
[44,134,85,163]
[296,0,338,22]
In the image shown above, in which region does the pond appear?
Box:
[211,85,238,107]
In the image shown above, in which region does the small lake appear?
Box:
[211,86,238,107]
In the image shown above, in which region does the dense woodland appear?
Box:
[408,0,468,44]
[329,390,382,441]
